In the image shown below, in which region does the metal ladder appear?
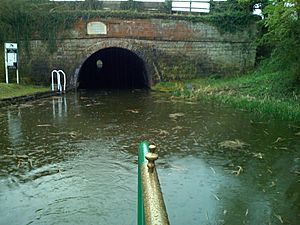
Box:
[51,70,66,92]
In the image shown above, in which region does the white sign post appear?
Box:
[4,43,19,84]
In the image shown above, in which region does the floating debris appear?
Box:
[169,113,185,119]
[193,138,199,146]
[2,154,29,159]
[205,210,209,221]
[232,166,243,176]
[69,131,79,138]
[274,213,284,223]
[170,164,187,171]
[252,152,264,159]
[295,132,300,136]
[273,137,285,143]
[126,109,139,114]
[172,126,183,130]
[16,155,29,159]
[28,159,33,168]
[37,124,51,127]
[49,132,67,136]
[211,193,220,201]
[210,167,216,174]
[17,159,24,168]
[19,103,34,108]
[158,130,169,136]
[218,139,249,150]
[245,209,249,216]
[185,101,197,105]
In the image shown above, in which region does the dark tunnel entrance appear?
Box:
[78,47,148,89]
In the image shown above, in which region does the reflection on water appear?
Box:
[52,96,68,119]
[7,109,23,147]
[0,90,299,225]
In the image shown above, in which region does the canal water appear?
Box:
[0,90,299,225]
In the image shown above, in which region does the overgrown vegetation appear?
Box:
[260,0,300,81]
[120,0,144,11]
[153,66,300,120]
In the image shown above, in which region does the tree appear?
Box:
[261,0,300,79]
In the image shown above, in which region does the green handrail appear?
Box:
[137,141,169,225]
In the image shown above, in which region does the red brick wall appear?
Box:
[72,18,254,43]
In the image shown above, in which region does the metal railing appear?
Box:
[172,0,210,13]
[48,0,228,14]
[138,141,169,225]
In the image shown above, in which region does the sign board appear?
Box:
[5,43,18,68]
[4,43,19,84]
[87,22,107,35]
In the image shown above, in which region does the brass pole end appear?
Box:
[146,145,158,173]
[149,144,156,153]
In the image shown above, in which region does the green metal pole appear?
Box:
[138,141,149,225]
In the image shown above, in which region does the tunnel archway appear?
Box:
[78,47,148,89]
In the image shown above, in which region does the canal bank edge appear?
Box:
[152,72,300,121]
[0,91,65,108]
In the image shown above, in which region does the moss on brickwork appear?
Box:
[157,55,203,81]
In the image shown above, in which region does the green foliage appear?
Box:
[260,0,300,80]
[120,0,144,11]
[0,0,37,51]
[211,0,253,13]
[159,0,172,14]
[208,0,260,33]
[205,12,258,33]
[0,0,77,53]
[81,0,104,10]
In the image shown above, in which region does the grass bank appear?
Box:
[0,83,49,100]
[153,70,300,121]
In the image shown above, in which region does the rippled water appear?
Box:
[0,90,299,225]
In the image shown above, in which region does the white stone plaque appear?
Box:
[87,22,107,35]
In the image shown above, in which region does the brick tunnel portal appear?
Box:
[78,47,148,89]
